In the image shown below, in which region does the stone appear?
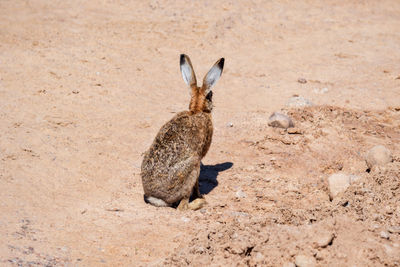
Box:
[388,226,400,234]
[315,232,334,248]
[365,145,392,169]
[380,231,390,239]
[313,87,329,94]
[287,127,302,134]
[235,190,247,198]
[328,173,351,200]
[385,206,394,214]
[181,217,190,223]
[268,112,294,129]
[254,252,265,262]
[297,78,307,84]
[295,254,316,267]
[286,96,314,108]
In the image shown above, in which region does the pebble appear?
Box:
[268,112,294,129]
[385,206,394,214]
[328,173,351,200]
[194,246,205,254]
[295,254,316,267]
[372,214,381,221]
[287,127,302,134]
[227,122,234,127]
[313,87,329,94]
[181,217,190,223]
[286,96,314,108]
[297,78,307,84]
[365,145,392,169]
[254,252,265,262]
[235,190,247,198]
[316,232,334,248]
[230,211,249,217]
[380,231,390,239]
[388,226,400,234]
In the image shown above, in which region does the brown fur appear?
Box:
[189,86,207,113]
[141,55,224,210]
[141,111,212,203]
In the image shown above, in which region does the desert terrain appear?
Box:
[1,0,400,266]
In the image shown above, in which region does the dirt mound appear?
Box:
[164,106,400,266]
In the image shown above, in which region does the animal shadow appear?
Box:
[198,162,233,195]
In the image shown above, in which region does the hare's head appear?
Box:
[180,54,224,113]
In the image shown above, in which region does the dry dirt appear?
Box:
[1,0,400,266]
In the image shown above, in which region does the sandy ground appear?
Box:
[1,0,400,266]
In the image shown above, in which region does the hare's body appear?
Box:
[141,54,224,210]
[141,111,212,204]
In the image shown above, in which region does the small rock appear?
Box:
[328,173,351,200]
[263,177,271,182]
[380,231,390,239]
[244,166,256,172]
[283,262,296,267]
[313,87,328,94]
[388,226,400,234]
[372,214,381,221]
[365,145,392,169]
[315,232,334,248]
[230,211,249,217]
[268,112,294,129]
[287,127,302,134]
[181,217,190,223]
[193,246,205,254]
[235,190,247,198]
[368,224,380,232]
[227,122,233,127]
[297,78,307,84]
[286,96,314,108]
[287,183,300,193]
[295,254,316,267]
[254,252,265,262]
[315,250,327,261]
[385,206,394,214]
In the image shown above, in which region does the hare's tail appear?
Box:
[144,195,170,207]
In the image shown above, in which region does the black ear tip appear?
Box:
[218,58,225,69]
[180,54,186,65]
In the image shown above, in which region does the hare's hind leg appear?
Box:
[177,196,206,211]
[192,179,202,199]
[177,198,189,210]
[188,179,207,210]
[177,161,206,211]
[177,165,198,211]
[188,198,206,210]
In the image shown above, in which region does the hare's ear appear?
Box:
[203,58,224,93]
[180,54,197,88]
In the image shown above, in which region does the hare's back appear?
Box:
[148,111,211,166]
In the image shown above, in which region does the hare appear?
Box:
[141,54,224,210]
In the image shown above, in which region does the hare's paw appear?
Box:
[177,198,189,211]
[188,198,207,211]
